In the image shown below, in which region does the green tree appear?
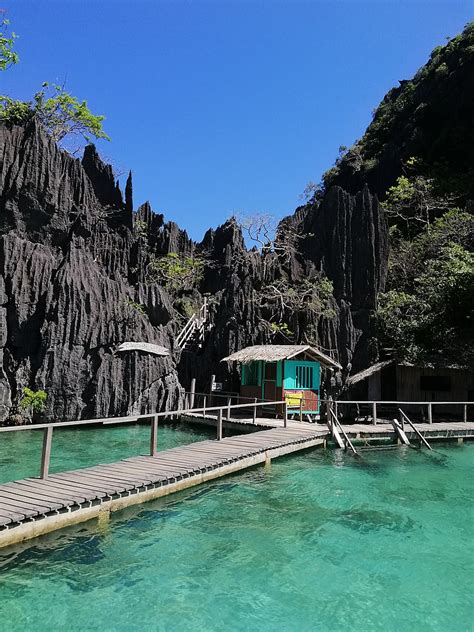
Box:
[0,18,18,71]
[19,388,47,414]
[147,252,206,293]
[0,83,110,148]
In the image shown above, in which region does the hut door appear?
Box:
[263,362,277,402]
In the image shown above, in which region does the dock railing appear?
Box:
[0,398,288,481]
[323,400,472,425]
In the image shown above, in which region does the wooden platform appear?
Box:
[0,425,327,548]
[183,412,474,442]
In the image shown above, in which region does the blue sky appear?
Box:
[2,1,472,240]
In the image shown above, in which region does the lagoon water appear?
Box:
[0,425,472,631]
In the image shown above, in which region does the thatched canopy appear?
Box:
[221,345,341,370]
[115,342,170,357]
[346,360,393,386]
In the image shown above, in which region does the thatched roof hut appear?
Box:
[222,345,341,370]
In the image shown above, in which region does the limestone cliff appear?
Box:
[0,118,388,421]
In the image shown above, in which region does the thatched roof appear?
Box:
[115,342,170,357]
[221,345,341,370]
[346,360,393,386]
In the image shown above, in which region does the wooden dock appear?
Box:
[0,424,326,549]
[183,412,474,443]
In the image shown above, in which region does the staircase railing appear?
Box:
[329,408,359,455]
[175,298,209,349]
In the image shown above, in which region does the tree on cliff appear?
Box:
[0,16,18,71]
[0,18,109,150]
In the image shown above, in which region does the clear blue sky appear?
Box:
[2,1,472,240]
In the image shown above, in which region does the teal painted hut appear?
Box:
[222,345,342,415]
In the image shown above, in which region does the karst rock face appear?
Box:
[0,118,388,421]
[0,119,183,422]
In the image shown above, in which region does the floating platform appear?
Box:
[0,425,326,549]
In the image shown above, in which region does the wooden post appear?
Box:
[428,403,433,424]
[190,378,196,408]
[464,404,468,423]
[253,398,257,424]
[335,401,339,420]
[227,397,231,421]
[217,408,223,441]
[209,374,215,406]
[299,397,303,422]
[202,395,207,418]
[283,402,288,428]
[150,414,158,456]
[40,426,53,479]
[400,408,404,432]
[372,402,377,426]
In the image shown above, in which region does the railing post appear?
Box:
[372,402,377,426]
[335,401,338,421]
[464,404,468,423]
[227,397,231,421]
[253,398,257,424]
[400,408,404,432]
[428,403,433,424]
[40,426,53,479]
[203,395,207,418]
[217,408,223,441]
[283,402,288,428]
[190,378,196,408]
[150,414,158,456]
[299,398,303,422]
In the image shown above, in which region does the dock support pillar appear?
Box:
[283,402,288,428]
[217,408,223,441]
[150,414,158,456]
[372,402,377,425]
[190,378,196,409]
[428,403,433,424]
[40,426,53,479]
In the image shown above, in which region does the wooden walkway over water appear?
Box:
[0,422,326,549]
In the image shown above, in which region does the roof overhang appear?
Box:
[115,342,170,357]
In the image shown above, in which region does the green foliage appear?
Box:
[124,298,147,316]
[0,18,18,71]
[0,83,110,147]
[19,388,47,414]
[147,252,205,292]
[0,96,31,125]
[378,209,474,364]
[135,219,148,239]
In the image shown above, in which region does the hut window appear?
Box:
[420,376,451,392]
[243,362,259,386]
[296,365,314,389]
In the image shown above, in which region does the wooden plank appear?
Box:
[0,501,33,520]
[23,478,103,500]
[391,420,411,445]
[51,472,134,493]
[0,508,26,523]
[0,491,58,513]
[2,482,84,506]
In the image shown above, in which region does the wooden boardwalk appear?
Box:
[0,425,327,548]
[184,412,474,442]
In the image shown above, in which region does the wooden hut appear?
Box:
[222,345,342,416]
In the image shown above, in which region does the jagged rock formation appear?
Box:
[0,117,388,421]
[0,119,184,422]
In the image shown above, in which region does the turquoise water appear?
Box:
[0,436,473,631]
[0,422,213,484]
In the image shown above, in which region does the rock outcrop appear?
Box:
[0,118,388,421]
[0,119,182,421]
